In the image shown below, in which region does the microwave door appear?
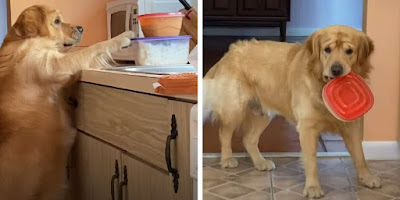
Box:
[125,5,131,33]
[110,10,127,38]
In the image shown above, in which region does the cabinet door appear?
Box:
[238,0,289,17]
[204,0,237,16]
[69,132,121,200]
[169,101,194,200]
[120,153,173,200]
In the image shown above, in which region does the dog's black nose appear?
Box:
[331,63,344,77]
[76,26,84,33]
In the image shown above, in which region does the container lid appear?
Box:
[132,35,192,41]
[322,72,374,121]
[138,12,184,20]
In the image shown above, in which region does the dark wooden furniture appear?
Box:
[204,0,291,41]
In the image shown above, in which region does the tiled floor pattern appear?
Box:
[203,157,400,200]
[320,133,347,152]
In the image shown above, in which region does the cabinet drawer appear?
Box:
[76,83,171,171]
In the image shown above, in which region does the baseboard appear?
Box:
[362,141,400,160]
[203,142,400,160]
[203,152,350,158]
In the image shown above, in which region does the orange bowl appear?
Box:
[138,12,184,37]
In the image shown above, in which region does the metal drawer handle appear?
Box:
[111,160,119,200]
[118,166,128,200]
[165,114,179,193]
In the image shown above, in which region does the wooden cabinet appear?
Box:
[237,0,289,17]
[69,132,121,200]
[69,83,195,200]
[169,101,194,200]
[76,83,171,170]
[204,0,291,41]
[120,153,173,200]
[204,0,237,16]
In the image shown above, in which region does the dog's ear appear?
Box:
[13,6,46,38]
[14,20,39,38]
[357,35,374,65]
[305,31,321,60]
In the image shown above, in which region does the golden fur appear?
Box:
[204,25,380,198]
[0,5,134,200]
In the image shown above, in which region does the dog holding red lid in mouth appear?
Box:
[204,25,378,198]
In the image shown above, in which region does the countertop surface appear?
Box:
[80,69,197,103]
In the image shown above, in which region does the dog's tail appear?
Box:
[203,63,220,123]
[203,79,214,123]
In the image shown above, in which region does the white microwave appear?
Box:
[107,0,139,61]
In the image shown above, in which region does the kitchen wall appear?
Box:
[204,0,363,36]
[10,0,193,46]
[364,0,400,142]
[287,0,363,33]
[0,0,7,46]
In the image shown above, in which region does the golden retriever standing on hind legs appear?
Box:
[0,5,135,200]
[204,25,381,198]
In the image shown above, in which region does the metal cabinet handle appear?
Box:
[165,114,179,193]
[118,166,128,200]
[111,160,119,200]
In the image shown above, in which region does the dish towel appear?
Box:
[154,73,197,95]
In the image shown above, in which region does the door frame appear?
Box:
[6,0,10,29]
[362,0,367,32]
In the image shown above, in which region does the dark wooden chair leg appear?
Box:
[280,22,287,42]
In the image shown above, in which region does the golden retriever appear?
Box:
[0,5,134,200]
[204,25,380,198]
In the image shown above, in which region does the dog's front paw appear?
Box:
[114,31,136,49]
[359,175,381,188]
[303,185,324,199]
[220,157,239,168]
[254,159,275,171]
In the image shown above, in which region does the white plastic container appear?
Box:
[132,35,192,65]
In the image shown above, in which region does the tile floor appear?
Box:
[203,157,400,200]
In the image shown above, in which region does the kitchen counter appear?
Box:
[80,69,197,103]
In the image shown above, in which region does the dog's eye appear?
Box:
[346,49,353,55]
[54,19,61,25]
[324,47,331,54]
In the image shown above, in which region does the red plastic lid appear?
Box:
[323,72,374,121]
[137,12,184,20]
